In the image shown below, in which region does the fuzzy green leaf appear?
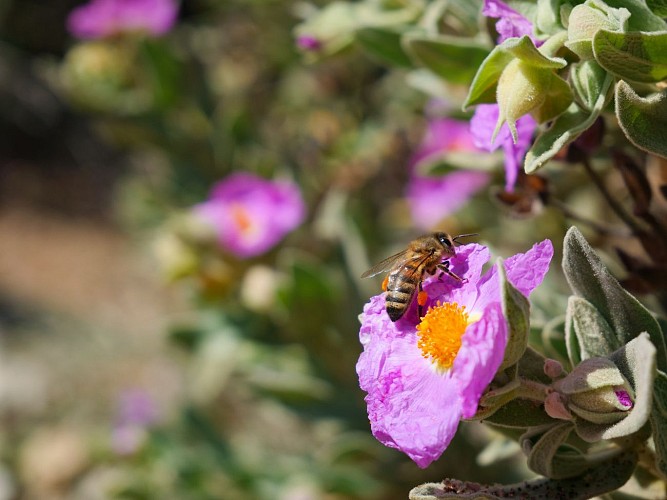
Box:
[403,35,490,85]
[565,296,618,362]
[616,81,667,159]
[652,370,667,478]
[646,0,667,16]
[604,0,667,31]
[481,398,555,428]
[593,30,667,83]
[355,27,414,67]
[562,226,667,371]
[524,69,611,173]
[524,423,589,479]
[570,60,609,111]
[498,259,530,370]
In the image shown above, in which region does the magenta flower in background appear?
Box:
[194,173,306,258]
[67,0,178,40]
[471,104,537,191]
[357,240,553,468]
[483,0,535,43]
[111,389,159,455]
[407,172,490,229]
[407,118,491,229]
[296,35,322,52]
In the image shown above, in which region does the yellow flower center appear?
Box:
[416,301,469,371]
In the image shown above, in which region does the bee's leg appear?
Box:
[437,261,465,282]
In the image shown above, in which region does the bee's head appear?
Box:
[434,232,455,256]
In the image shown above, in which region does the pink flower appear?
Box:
[407,172,490,229]
[483,0,535,44]
[471,104,536,191]
[194,173,306,258]
[67,0,178,40]
[356,240,553,468]
[296,35,322,52]
[407,119,491,229]
[111,389,159,455]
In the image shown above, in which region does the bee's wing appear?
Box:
[360,249,410,278]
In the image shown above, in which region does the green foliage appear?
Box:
[562,227,667,370]
[616,81,667,158]
[499,259,530,370]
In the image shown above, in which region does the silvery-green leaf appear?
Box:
[403,34,490,85]
[651,370,667,478]
[524,71,612,173]
[654,369,667,416]
[355,26,414,67]
[562,227,667,371]
[518,346,552,385]
[604,0,667,31]
[523,423,589,479]
[646,0,667,16]
[498,259,530,370]
[536,0,566,34]
[570,60,610,111]
[565,296,617,362]
[616,81,667,159]
[593,30,667,83]
[575,333,657,442]
[480,398,555,428]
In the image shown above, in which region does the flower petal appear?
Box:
[474,239,553,314]
[422,243,490,312]
[452,302,508,418]
[357,326,463,468]
[482,0,535,43]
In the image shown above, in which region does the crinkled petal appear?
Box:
[452,302,508,418]
[415,243,490,320]
[470,105,537,190]
[357,325,462,468]
[409,119,478,169]
[474,239,553,313]
[483,0,535,43]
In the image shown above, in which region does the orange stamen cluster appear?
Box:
[230,203,253,233]
[416,301,469,371]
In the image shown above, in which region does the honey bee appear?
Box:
[361,232,477,322]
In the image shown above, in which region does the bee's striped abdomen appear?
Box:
[385,263,421,321]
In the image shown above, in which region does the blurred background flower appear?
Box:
[67,0,178,39]
[193,172,306,258]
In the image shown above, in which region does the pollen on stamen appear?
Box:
[416,301,469,371]
[230,203,253,233]
[417,290,428,306]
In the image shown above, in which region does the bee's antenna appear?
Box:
[452,233,478,246]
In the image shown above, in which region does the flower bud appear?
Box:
[59,41,151,114]
[566,2,628,60]
[555,357,634,425]
[495,59,550,143]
